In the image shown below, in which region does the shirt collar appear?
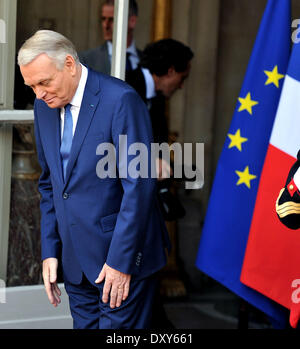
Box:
[107,41,113,57]
[70,64,88,108]
[107,40,138,58]
[141,68,156,100]
[126,40,139,58]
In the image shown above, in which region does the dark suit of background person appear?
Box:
[126,67,169,144]
[276,150,300,229]
[126,39,194,222]
[126,39,194,329]
[19,30,170,329]
[79,0,141,75]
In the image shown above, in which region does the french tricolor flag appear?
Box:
[241,41,300,329]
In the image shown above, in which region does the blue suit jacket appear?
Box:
[34,68,170,285]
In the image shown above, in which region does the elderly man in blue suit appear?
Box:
[18,30,170,329]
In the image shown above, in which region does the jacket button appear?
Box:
[289,185,294,190]
[63,193,69,200]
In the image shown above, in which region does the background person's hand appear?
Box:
[95,263,131,309]
[42,257,61,307]
[156,157,173,181]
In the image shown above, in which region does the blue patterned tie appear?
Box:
[60,104,73,181]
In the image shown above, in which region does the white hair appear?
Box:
[18,30,79,70]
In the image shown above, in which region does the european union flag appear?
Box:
[196,0,291,325]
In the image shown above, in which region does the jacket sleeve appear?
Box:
[276,150,300,230]
[34,105,62,260]
[105,89,157,274]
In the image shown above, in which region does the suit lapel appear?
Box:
[63,70,101,187]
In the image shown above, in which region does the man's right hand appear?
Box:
[42,258,61,307]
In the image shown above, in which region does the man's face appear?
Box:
[159,63,191,98]
[101,4,114,41]
[101,4,137,44]
[20,53,77,109]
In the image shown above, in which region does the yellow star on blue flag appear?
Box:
[228,129,248,152]
[235,166,257,189]
[264,65,284,88]
[238,92,259,115]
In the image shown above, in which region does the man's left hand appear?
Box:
[95,263,131,309]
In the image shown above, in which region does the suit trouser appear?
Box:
[64,273,157,329]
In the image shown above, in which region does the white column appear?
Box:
[110,0,129,80]
[0,0,17,282]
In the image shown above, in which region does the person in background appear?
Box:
[126,38,194,328]
[79,0,141,75]
[126,38,194,194]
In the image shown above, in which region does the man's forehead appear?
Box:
[20,55,56,84]
[182,63,191,77]
[102,4,114,16]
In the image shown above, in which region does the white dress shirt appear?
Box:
[60,64,88,138]
[141,67,156,100]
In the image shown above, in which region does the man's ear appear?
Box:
[128,15,137,30]
[65,55,77,75]
[167,66,176,76]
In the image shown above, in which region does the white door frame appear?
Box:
[0,0,17,282]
